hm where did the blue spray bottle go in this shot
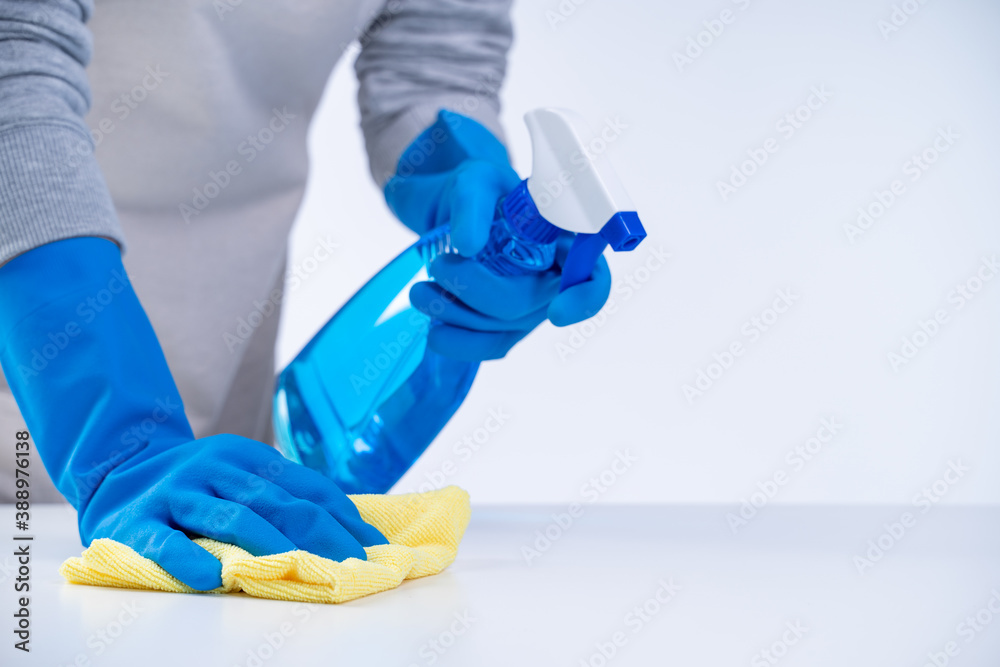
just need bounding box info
[273,108,646,493]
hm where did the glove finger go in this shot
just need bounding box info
[549,255,612,327]
[173,493,297,557]
[447,160,521,257]
[224,477,369,561]
[253,457,388,548]
[429,254,561,321]
[427,323,531,361]
[192,437,384,551]
[384,171,454,235]
[410,282,549,332]
[128,523,224,591]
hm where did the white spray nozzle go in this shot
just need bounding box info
[524,108,635,235]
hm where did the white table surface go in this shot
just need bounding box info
[1,503,998,666]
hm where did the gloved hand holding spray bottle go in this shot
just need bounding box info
[274,108,646,493]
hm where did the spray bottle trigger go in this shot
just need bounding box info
[558,211,647,292]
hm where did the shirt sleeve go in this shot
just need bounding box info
[353,0,514,187]
[0,0,124,265]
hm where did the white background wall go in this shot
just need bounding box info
[276,0,1000,505]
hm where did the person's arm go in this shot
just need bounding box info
[0,238,388,591]
[353,0,513,188]
[0,2,387,589]
[0,0,124,264]
[353,2,612,361]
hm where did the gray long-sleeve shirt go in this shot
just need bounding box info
[0,0,512,501]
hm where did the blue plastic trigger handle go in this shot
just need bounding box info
[559,211,647,292]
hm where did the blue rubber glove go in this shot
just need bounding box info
[0,238,387,591]
[384,110,612,361]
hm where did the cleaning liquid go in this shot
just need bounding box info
[274,108,646,493]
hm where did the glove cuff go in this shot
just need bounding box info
[390,110,511,180]
[0,237,194,510]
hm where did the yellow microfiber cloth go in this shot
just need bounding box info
[59,486,470,603]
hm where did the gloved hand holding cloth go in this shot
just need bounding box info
[0,238,390,592]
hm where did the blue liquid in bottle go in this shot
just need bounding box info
[274,182,558,493]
